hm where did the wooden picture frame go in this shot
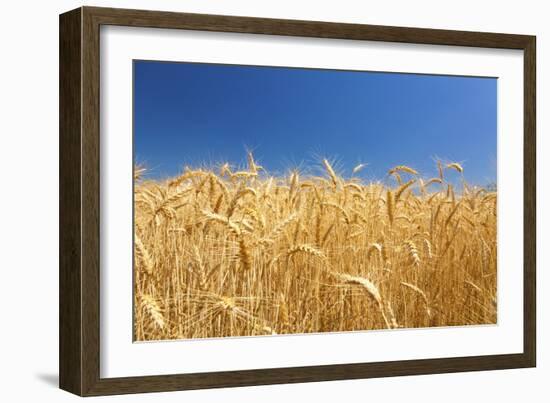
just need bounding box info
[59,6,536,396]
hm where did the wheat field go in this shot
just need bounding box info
[133,153,497,341]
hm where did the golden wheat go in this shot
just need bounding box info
[134,154,497,341]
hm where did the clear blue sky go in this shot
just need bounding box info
[134,60,497,185]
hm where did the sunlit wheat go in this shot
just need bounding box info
[134,154,497,341]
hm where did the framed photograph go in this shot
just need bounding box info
[59,6,536,396]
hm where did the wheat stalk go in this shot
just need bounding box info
[322,159,339,188]
[400,282,431,318]
[134,231,154,275]
[140,294,165,330]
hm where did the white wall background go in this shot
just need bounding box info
[0,0,546,401]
